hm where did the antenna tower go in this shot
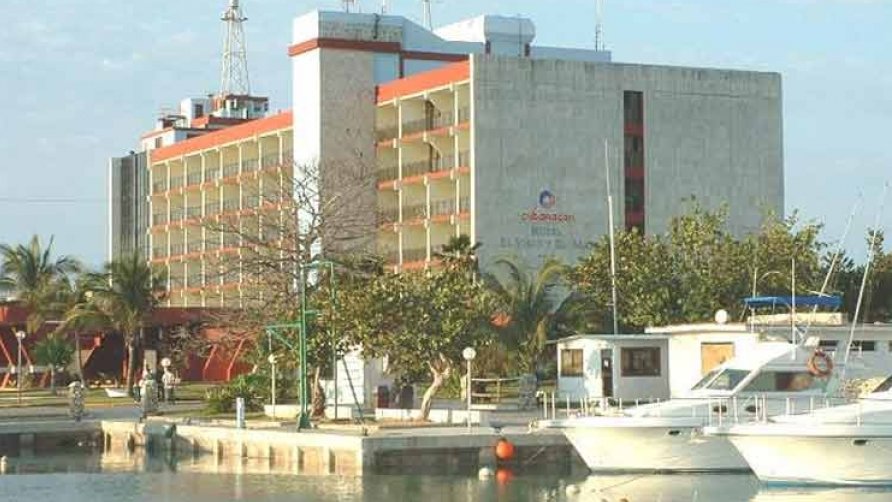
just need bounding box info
[595,0,605,51]
[343,0,357,12]
[422,0,433,30]
[220,0,251,96]
[381,0,388,14]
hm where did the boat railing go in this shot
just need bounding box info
[540,393,855,424]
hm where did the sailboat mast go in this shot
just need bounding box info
[842,183,889,380]
[604,139,620,335]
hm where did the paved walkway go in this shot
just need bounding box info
[0,401,203,421]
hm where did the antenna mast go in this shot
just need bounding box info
[595,0,605,51]
[220,0,251,96]
[423,0,433,30]
[343,0,356,12]
[381,0,388,14]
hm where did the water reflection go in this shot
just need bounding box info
[753,486,892,502]
[572,474,761,501]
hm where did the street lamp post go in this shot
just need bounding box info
[15,331,26,405]
[268,354,277,419]
[462,347,476,433]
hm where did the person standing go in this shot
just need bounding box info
[162,367,176,404]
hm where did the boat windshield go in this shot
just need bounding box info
[696,368,750,391]
[741,370,829,393]
[691,368,723,390]
[872,375,892,394]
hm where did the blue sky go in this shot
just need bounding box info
[1,0,889,266]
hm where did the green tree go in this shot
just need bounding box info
[0,235,80,334]
[484,258,570,374]
[32,334,74,395]
[341,263,496,419]
[64,254,166,396]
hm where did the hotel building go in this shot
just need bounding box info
[110,9,783,307]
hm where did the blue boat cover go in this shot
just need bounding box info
[743,296,842,309]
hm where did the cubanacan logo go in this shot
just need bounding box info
[521,189,575,224]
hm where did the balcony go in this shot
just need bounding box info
[431,112,454,130]
[152,247,167,259]
[403,247,427,263]
[459,196,470,214]
[222,235,240,248]
[430,199,455,217]
[244,195,261,209]
[186,241,203,254]
[282,150,293,165]
[204,168,221,183]
[403,203,427,221]
[376,126,398,143]
[222,162,240,178]
[243,158,259,173]
[170,209,185,222]
[152,213,168,226]
[222,199,240,212]
[377,208,399,226]
[186,274,204,288]
[403,118,428,136]
[261,153,280,170]
[402,160,430,179]
[377,165,399,183]
[187,172,202,186]
[382,249,400,265]
[432,154,455,173]
[185,206,202,220]
[457,106,470,124]
[169,176,184,190]
[152,181,167,194]
[170,243,186,256]
[205,202,220,215]
[457,150,470,168]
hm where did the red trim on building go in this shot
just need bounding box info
[151,111,293,163]
[288,38,401,57]
[401,50,468,62]
[376,61,471,103]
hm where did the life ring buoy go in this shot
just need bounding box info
[807,349,833,377]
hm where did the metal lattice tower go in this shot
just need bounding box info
[595,0,606,51]
[422,0,433,30]
[220,0,251,96]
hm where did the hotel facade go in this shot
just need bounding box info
[110,9,784,307]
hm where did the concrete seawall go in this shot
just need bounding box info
[1,420,584,476]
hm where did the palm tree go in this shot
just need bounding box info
[434,235,481,273]
[65,254,166,396]
[0,236,80,334]
[485,258,570,374]
[32,334,74,395]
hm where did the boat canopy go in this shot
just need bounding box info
[743,295,842,309]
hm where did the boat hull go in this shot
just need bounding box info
[554,417,750,472]
[724,424,892,486]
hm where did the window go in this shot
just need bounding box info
[623,91,644,124]
[621,347,661,377]
[702,369,750,391]
[818,340,839,351]
[560,349,584,377]
[850,340,876,352]
[743,371,829,393]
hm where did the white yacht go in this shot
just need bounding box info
[709,376,892,485]
[540,342,852,472]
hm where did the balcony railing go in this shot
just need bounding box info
[170,209,185,222]
[169,176,184,190]
[242,158,259,173]
[152,247,167,259]
[152,213,168,226]
[382,249,400,265]
[169,277,184,289]
[261,153,280,169]
[376,126,398,143]
[205,202,220,215]
[403,118,428,136]
[222,199,240,212]
[403,204,427,221]
[430,199,455,217]
[459,196,470,213]
[222,162,240,178]
[432,154,455,173]
[187,172,202,186]
[204,168,221,183]
[431,112,454,129]
[403,248,427,263]
[187,274,203,288]
[402,160,430,178]
[244,195,261,209]
[152,181,167,194]
[377,166,399,183]
[457,150,470,168]
[457,106,471,124]
[223,235,240,248]
[377,208,399,225]
[186,241,203,254]
[170,244,186,256]
[282,150,293,165]
[185,206,202,220]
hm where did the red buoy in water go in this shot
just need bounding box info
[495,438,515,461]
